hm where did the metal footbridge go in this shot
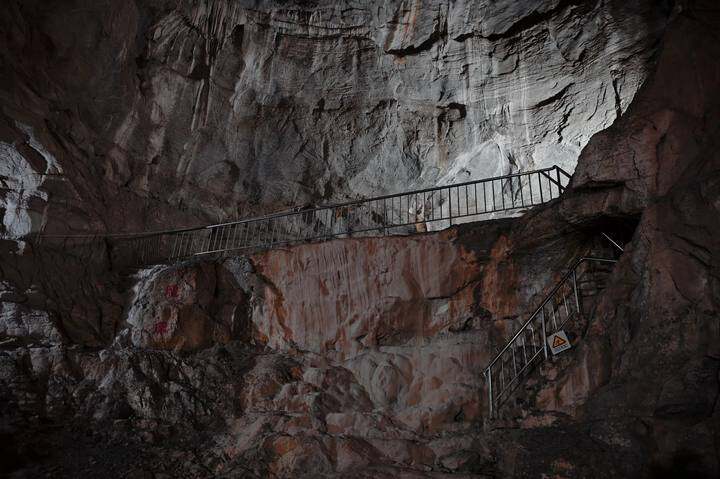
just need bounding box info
[33,166,572,266]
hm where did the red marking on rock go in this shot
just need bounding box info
[153,321,169,335]
[165,284,179,298]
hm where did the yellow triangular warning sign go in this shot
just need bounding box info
[552,335,567,348]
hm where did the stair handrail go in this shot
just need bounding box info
[483,255,617,417]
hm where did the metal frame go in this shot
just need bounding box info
[483,256,617,418]
[109,166,572,265]
[27,166,572,266]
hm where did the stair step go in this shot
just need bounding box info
[485,254,621,418]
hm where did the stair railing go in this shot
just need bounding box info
[483,256,617,417]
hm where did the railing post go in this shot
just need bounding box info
[538,171,544,204]
[486,368,494,418]
[540,308,548,359]
[383,199,388,236]
[572,269,581,317]
[556,166,563,194]
[448,187,453,225]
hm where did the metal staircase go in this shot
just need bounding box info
[483,238,623,417]
[30,166,571,267]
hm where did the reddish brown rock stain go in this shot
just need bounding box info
[164,283,179,298]
[251,232,484,357]
[153,321,169,335]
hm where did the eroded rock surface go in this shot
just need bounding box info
[0,216,602,477]
[1,1,720,478]
[0,0,669,238]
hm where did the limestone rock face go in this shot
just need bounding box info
[250,229,483,357]
[124,261,249,351]
[511,3,720,475]
[0,0,669,238]
[2,1,720,478]
[0,217,598,477]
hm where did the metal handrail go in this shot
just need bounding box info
[29,165,572,266]
[483,255,617,417]
[484,256,614,371]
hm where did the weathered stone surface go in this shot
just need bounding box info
[486,3,720,477]
[0,214,599,476]
[0,302,63,346]
[1,1,720,478]
[124,261,250,351]
[0,0,669,238]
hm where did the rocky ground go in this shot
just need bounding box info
[1,1,720,478]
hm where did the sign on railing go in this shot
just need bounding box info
[483,256,617,417]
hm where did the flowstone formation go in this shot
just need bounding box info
[2,1,719,478]
[1,0,668,238]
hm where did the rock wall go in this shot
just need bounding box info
[2,1,719,478]
[1,208,603,477]
[503,2,720,475]
[0,0,669,238]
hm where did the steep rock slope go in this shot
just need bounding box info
[0,0,668,238]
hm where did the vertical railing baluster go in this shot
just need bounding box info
[220,226,227,252]
[473,182,478,214]
[528,172,535,205]
[215,227,223,252]
[509,176,515,208]
[556,166,563,195]
[180,232,187,257]
[548,171,554,199]
[530,325,537,354]
[541,307,549,359]
[382,199,388,235]
[271,218,278,245]
[456,186,461,217]
[573,270,581,317]
[201,228,211,254]
[243,222,252,249]
[501,178,506,210]
[464,185,469,217]
[170,233,180,260]
[482,181,487,212]
[214,227,223,254]
[487,369,494,417]
[491,180,496,211]
[231,223,240,250]
[218,226,227,253]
